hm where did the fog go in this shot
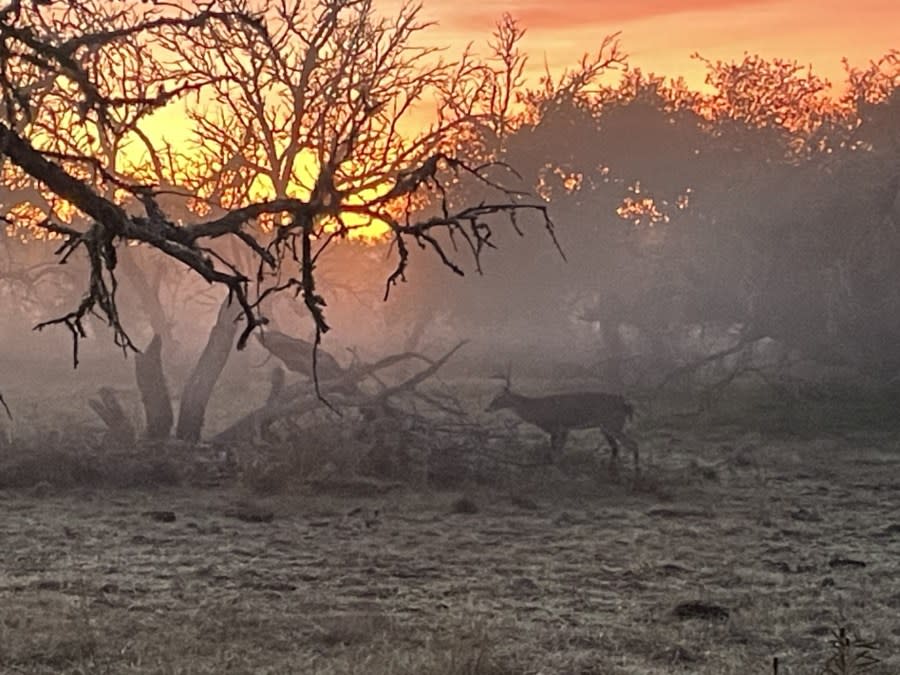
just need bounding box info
[3,74,900,438]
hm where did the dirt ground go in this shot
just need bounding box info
[0,429,898,674]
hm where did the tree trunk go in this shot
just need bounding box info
[134,334,174,440]
[119,247,173,348]
[175,297,240,443]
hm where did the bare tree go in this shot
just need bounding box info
[0,0,557,373]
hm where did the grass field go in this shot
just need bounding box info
[0,422,897,674]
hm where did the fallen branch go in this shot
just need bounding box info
[368,340,468,404]
[211,340,467,445]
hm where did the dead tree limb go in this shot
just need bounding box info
[256,330,345,382]
[368,341,468,404]
[211,341,467,445]
[134,334,174,440]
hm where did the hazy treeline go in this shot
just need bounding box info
[396,48,900,388]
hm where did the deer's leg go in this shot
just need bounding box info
[627,436,640,476]
[613,433,640,478]
[603,431,620,469]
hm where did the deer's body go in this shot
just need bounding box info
[486,388,638,470]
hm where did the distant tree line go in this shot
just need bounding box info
[401,23,900,388]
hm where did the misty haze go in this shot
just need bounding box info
[0,1,898,673]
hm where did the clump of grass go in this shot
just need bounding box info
[240,423,375,494]
[0,444,182,490]
[0,448,103,489]
[311,612,393,648]
[319,620,516,675]
[819,627,880,675]
[773,626,884,675]
[0,581,102,673]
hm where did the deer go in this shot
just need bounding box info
[485,371,639,473]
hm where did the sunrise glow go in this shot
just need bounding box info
[410,0,898,91]
[97,0,894,242]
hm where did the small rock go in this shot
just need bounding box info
[228,506,275,523]
[673,601,729,622]
[144,510,176,523]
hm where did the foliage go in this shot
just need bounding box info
[410,45,900,386]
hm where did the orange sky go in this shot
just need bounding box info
[399,0,898,90]
[148,0,897,143]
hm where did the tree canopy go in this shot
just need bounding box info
[0,0,557,363]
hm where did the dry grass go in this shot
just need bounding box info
[1,366,898,673]
[0,443,183,491]
[0,426,897,674]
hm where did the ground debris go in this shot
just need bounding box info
[143,510,176,523]
[828,556,867,569]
